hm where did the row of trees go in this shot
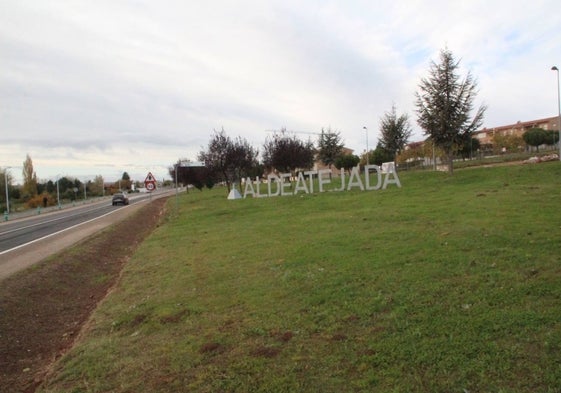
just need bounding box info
[398,126,559,167]
[1,154,139,212]
[170,129,357,193]
[174,47,488,190]
[488,128,558,155]
[171,129,318,193]
[522,128,559,152]
[171,112,412,194]
[7,48,553,208]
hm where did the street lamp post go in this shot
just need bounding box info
[175,161,182,212]
[4,167,11,215]
[552,66,561,161]
[175,161,205,213]
[363,126,369,165]
[55,175,62,209]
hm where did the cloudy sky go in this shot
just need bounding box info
[1,0,560,183]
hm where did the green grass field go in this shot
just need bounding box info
[41,163,561,393]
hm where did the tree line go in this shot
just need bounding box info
[170,120,413,194]
[172,47,490,190]
[1,154,138,212]
[5,48,556,210]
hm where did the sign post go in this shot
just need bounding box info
[144,172,157,193]
[175,161,205,213]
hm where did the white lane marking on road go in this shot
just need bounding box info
[0,201,146,255]
[0,193,159,236]
[0,205,111,236]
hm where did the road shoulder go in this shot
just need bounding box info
[0,197,169,393]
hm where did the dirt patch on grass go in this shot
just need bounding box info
[251,346,281,358]
[0,197,168,393]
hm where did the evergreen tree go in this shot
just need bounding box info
[317,128,344,171]
[415,48,486,174]
[371,143,394,166]
[379,104,412,160]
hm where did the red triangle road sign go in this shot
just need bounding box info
[144,172,157,191]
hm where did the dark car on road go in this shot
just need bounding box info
[111,192,129,206]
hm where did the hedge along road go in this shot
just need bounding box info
[0,189,174,281]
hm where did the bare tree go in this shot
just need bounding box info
[198,129,259,192]
[198,129,233,191]
[228,136,259,184]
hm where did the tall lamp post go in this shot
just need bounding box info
[55,175,62,209]
[4,167,11,215]
[363,126,369,165]
[175,160,184,212]
[552,66,561,161]
[81,177,88,201]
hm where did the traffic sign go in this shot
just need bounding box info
[144,172,157,192]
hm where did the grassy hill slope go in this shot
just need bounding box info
[41,163,561,393]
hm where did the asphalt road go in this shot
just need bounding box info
[0,190,174,281]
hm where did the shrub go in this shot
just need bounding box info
[26,193,56,208]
